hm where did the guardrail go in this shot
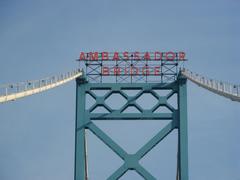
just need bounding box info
[181,68,240,102]
[0,69,82,103]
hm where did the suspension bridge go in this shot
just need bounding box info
[0,52,239,180]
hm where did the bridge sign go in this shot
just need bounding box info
[77,51,187,83]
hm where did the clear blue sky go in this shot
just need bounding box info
[0,0,240,179]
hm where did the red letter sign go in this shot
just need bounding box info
[79,52,86,60]
[144,52,151,60]
[89,52,98,60]
[154,66,160,76]
[134,52,140,60]
[178,52,185,60]
[102,66,109,75]
[123,52,129,60]
[101,52,109,60]
[142,66,150,76]
[114,66,121,75]
[113,52,120,60]
[166,51,176,61]
[154,52,162,60]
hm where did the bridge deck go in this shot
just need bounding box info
[0,69,82,103]
[181,69,240,102]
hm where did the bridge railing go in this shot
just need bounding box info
[181,68,240,101]
[0,69,82,103]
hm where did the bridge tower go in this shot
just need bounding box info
[74,52,188,180]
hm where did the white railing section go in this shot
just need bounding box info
[0,69,82,103]
[181,68,240,102]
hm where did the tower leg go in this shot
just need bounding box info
[75,79,88,180]
[178,78,189,180]
[75,129,87,180]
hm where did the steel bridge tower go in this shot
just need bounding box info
[75,51,188,180]
[74,76,188,180]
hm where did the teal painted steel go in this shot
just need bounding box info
[75,76,88,180]
[178,76,189,180]
[75,75,188,180]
